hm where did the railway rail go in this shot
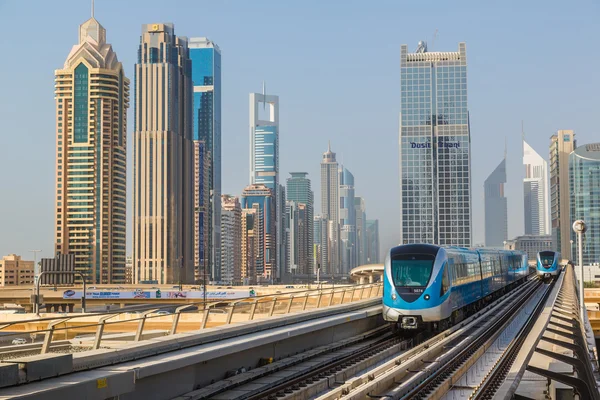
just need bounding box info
[313,276,541,400]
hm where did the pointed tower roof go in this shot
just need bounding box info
[79,17,106,46]
[323,140,336,161]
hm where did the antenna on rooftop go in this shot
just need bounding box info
[91,0,95,18]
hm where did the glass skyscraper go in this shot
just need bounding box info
[399,42,471,246]
[339,166,357,274]
[569,143,600,265]
[484,158,507,247]
[286,173,314,273]
[190,38,221,282]
[366,220,380,264]
[523,140,549,236]
[250,90,280,280]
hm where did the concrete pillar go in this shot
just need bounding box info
[120,303,127,309]
[54,304,60,312]
[369,275,374,284]
[68,304,74,313]
[61,304,67,312]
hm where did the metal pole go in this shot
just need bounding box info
[203,261,207,311]
[30,250,41,286]
[35,272,42,316]
[578,231,585,317]
[573,220,587,319]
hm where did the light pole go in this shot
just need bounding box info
[573,220,587,318]
[29,250,41,285]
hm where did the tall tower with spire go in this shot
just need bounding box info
[54,6,130,283]
[320,142,339,274]
[249,87,281,281]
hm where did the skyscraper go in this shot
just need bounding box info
[194,140,210,283]
[250,88,280,280]
[339,166,357,274]
[313,215,328,274]
[220,195,241,285]
[189,37,222,283]
[321,142,339,273]
[550,130,576,259]
[484,158,507,247]
[354,197,368,266]
[241,184,275,282]
[286,172,314,273]
[285,201,311,276]
[54,10,129,283]
[399,42,471,246]
[366,220,380,264]
[241,207,259,285]
[133,23,194,284]
[523,140,549,235]
[569,143,600,265]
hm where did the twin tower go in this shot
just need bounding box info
[54,17,221,285]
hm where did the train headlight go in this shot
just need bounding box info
[424,294,430,300]
[391,293,397,300]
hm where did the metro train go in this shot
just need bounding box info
[536,250,561,279]
[383,244,530,332]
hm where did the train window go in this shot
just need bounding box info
[539,251,555,266]
[440,264,450,296]
[391,253,435,287]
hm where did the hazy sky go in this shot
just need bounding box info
[0,0,598,261]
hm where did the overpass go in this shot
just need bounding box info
[350,263,384,284]
[0,267,598,399]
[0,283,337,313]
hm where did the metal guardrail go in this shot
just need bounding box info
[0,283,382,355]
[499,265,600,399]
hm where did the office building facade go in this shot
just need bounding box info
[504,235,553,262]
[285,201,311,276]
[355,197,367,266]
[190,38,221,282]
[550,130,576,259]
[193,140,210,282]
[241,207,259,285]
[569,143,600,265]
[221,195,241,285]
[241,184,275,281]
[484,158,507,247]
[133,23,194,284]
[250,89,280,280]
[339,166,357,274]
[54,13,129,284]
[313,215,328,273]
[399,42,471,246]
[321,143,339,273]
[366,219,380,264]
[286,172,314,273]
[523,140,549,236]
[0,255,34,287]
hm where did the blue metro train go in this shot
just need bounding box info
[383,244,530,332]
[536,250,561,279]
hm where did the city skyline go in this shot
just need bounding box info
[1,1,598,261]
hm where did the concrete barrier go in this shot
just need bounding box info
[0,298,383,399]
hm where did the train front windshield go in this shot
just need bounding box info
[539,251,555,267]
[391,254,435,287]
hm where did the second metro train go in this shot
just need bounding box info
[383,244,530,332]
[536,250,561,279]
